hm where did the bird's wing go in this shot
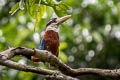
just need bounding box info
[32,37,45,62]
[40,37,45,50]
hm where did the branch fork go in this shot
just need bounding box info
[0,47,120,79]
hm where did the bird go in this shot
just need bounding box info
[31,15,71,62]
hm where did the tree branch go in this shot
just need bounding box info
[0,47,120,78]
[0,59,55,75]
[0,47,78,80]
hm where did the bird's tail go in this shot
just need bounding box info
[31,56,45,62]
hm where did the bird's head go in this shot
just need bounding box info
[46,15,71,32]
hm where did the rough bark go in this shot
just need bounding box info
[0,47,120,79]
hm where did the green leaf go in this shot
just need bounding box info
[59,42,67,50]
[56,3,71,11]
[28,4,46,22]
[46,0,55,6]
[53,3,71,17]
[28,0,35,6]
[59,52,68,63]
[19,72,35,80]
[59,42,68,62]
[9,2,19,14]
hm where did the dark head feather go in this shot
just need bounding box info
[46,18,57,27]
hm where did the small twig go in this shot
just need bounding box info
[34,0,41,32]
[11,8,19,15]
[19,0,24,10]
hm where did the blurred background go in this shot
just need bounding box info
[0,0,120,80]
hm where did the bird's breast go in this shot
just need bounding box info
[43,30,59,56]
[44,30,59,40]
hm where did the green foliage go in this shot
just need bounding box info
[9,2,19,14]
[53,3,71,17]
[28,0,35,6]
[59,42,68,62]
[19,72,35,80]
[46,0,55,6]
[59,52,68,63]
[1,0,120,80]
[28,4,46,22]
[9,0,71,23]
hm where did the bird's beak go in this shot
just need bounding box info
[56,15,71,25]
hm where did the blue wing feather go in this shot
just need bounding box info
[40,37,45,50]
